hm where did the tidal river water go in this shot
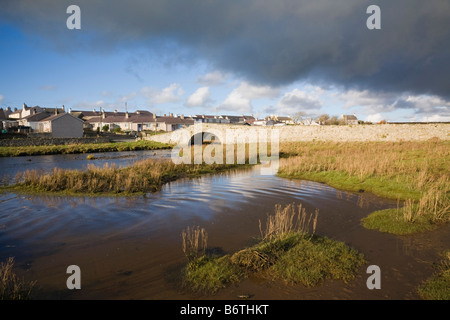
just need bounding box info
[0,151,448,299]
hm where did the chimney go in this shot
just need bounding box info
[114,109,118,113]
[163,114,167,117]
[180,114,184,119]
[125,112,129,119]
[93,108,96,113]
[102,110,106,119]
[69,108,72,114]
[170,113,173,117]
[62,105,65,112]
[153,113,156,119]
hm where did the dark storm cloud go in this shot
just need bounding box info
[1,0,450,98]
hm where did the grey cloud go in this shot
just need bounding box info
[1,0,450,99]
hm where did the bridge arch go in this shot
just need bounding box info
[189,131,222,146]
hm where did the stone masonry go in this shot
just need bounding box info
[145,123,449,145]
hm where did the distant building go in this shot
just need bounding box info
[266,115,294,125]
[192,114,255,125]
[341,114,358,125]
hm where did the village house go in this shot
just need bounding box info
[84,111,195,133]
[36,113,84,138]
[84,110,149,132]
[192,114,255,125]
[8,103,65,120]
[1,104,83,136]
[266,115,294,125]
[341,114,359,125]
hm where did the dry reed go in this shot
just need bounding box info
[0,257,36,300]
[259,203,319,241]
[181,226,208,262]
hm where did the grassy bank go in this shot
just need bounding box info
[3,158,252,197]
[1,143,264,196]
[0,140,172,157]
[277,141,450,235]
[181,203,365,294]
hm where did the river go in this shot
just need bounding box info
[0,151,448,299]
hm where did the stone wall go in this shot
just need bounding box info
[0,136,110,147]
[145,123,450,144]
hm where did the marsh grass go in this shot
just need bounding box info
[5,156,253,196]
[3,143,259,196]
[182,203,364,294]
[0,257,36,300]
[278,141,450,234]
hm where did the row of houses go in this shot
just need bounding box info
[0,104,259,137]
[1,104,359,138]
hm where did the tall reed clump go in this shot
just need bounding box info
[181,226,208,262]
[259,203,318,241]
[0,257,36,300]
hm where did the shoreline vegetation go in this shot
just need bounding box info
[181,203,365,294]
[0,140,172,157]
[278,140,449,235]
[1,144,258,197]
[3,159,254,197]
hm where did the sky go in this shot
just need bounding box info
[0,0,449,122]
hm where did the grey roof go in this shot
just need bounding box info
[23,112,54,122]
[39,113,84,122]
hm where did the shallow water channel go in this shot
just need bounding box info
[0,151,448,299]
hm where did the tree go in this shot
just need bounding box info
[102,124,109,132]
[291,111,304,124]
[317,114,330,125]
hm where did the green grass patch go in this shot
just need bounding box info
[361,208,439,235]
[268,235,365,287]
[277,170,422,201]
[182,233,365,294]
[182,255,244,294]
[418,250,450,300]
